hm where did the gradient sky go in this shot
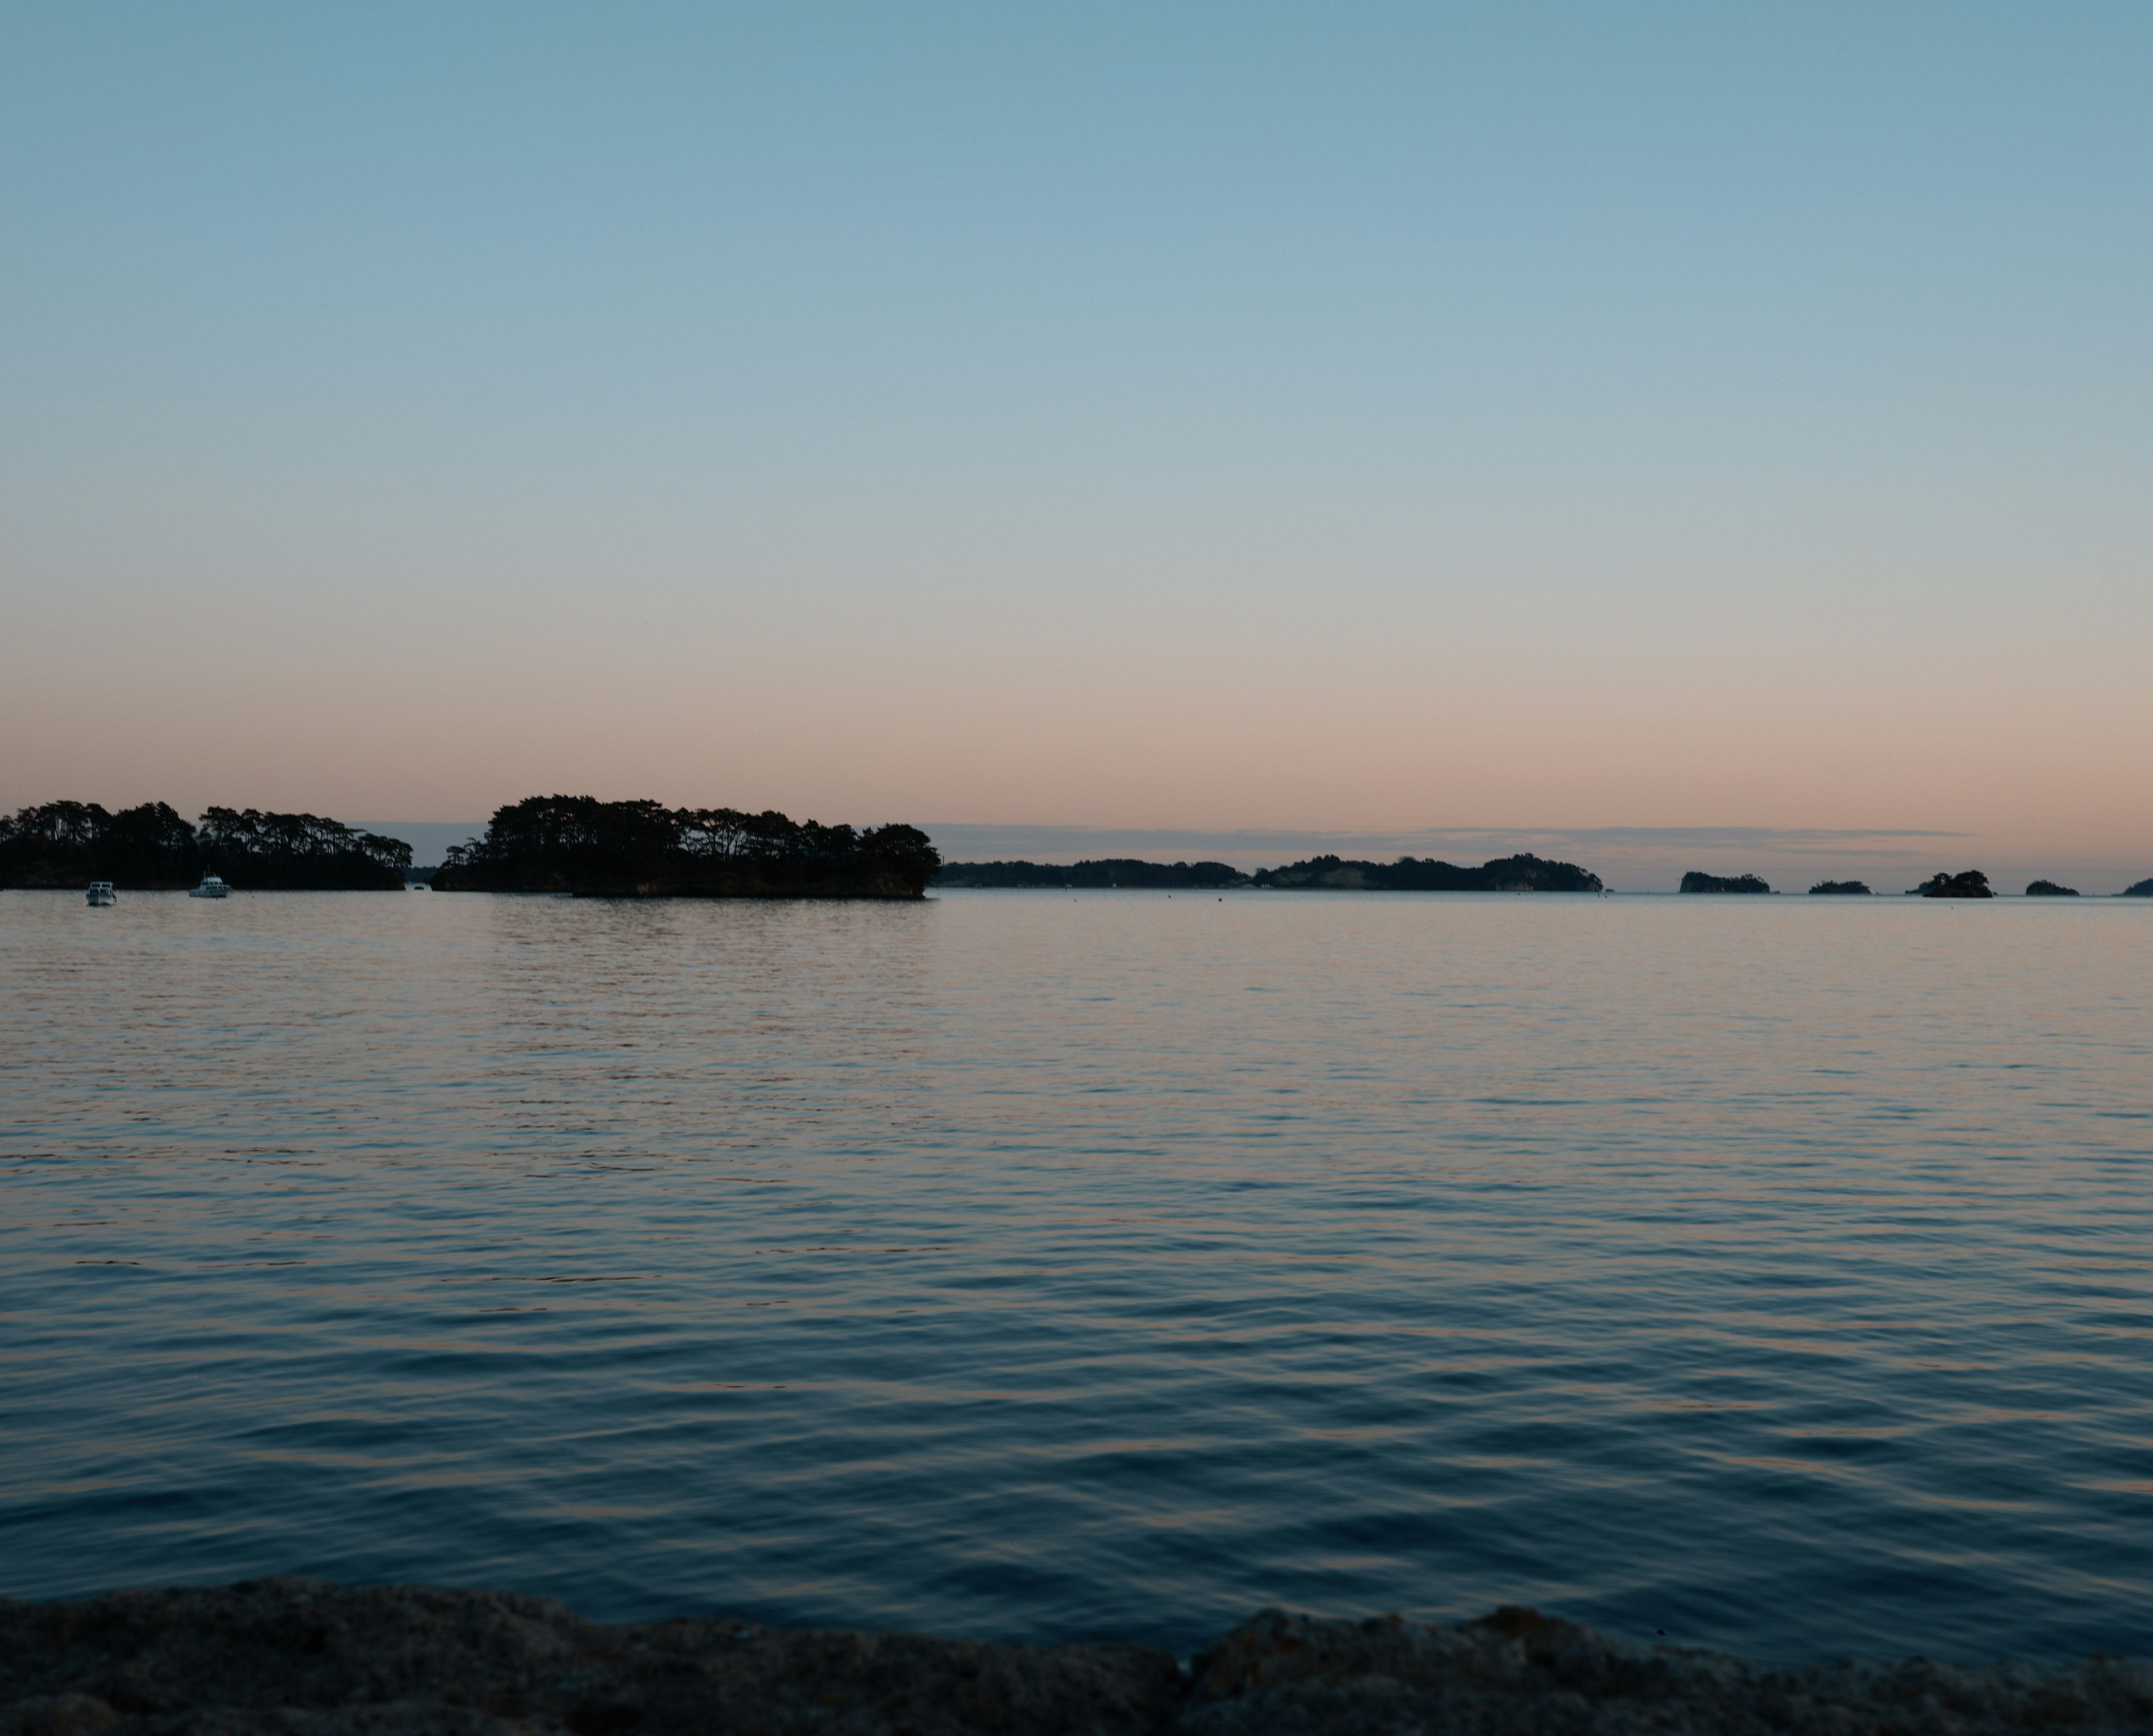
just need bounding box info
[5,4,2150,886]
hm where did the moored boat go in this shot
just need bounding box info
[86,882,117,906]
[189,874,230,899]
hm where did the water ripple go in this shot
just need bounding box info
[2,889,2149,1660]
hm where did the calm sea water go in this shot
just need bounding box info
[3,888,2149,1660]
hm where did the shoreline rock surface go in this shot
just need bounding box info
[3,1580,2147,1735]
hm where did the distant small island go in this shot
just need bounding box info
[935,858,1245,889]
[1914,870,1994,899]
[932,851,1605,892]
[1680,871,1771,894]
[2025,879,2080,897]
[432,797,939,898]
[1808,880,1872,895]
[1251,853,1603,891]
[2127,877,2153,897]
[0,801,409,890]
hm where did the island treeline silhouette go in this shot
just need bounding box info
[1914,869,1994,899]
[935,858,1249,889]
[0,802,410,889]
[946,858,2153,896]
[1680,871,1773,894]
[935,853,1605,891]
[430,797,940,898]
[1683,868,2134,897]
[1253,853,1603,891]
[11,797,2151,899]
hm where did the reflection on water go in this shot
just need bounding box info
[2,889,2149,1659]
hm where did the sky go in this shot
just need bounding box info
[5,3,2150,889]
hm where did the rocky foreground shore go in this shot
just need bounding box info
[3,1581,2147,1736]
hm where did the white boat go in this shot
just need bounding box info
[86,882,117,906]
[190,874,230,899]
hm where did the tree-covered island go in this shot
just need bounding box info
[20,799,2141,901]
[1680,871,1772,894]
[0,802,409,889]
[1249,853,1602,891]
[431,797,939,897]
[1913,870,1994,898]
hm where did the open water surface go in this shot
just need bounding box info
[2,888,2149,1659]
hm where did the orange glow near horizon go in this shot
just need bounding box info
[4,9,2149,888]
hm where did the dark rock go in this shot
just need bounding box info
[1807,881,1870,895]
[1913,871,1994,899]
[4,1583,2148,1736]
[2120,877,2153,897]
[1679,872,1770,894]
[2025,880,2080,897]
[0,1696,119,1734]
[1181,1605,2152,1735]
[0,1580,1179,1736]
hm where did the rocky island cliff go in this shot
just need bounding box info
[2,1579,2145,1736]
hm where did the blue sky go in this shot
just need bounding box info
[6,3,2150,885]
